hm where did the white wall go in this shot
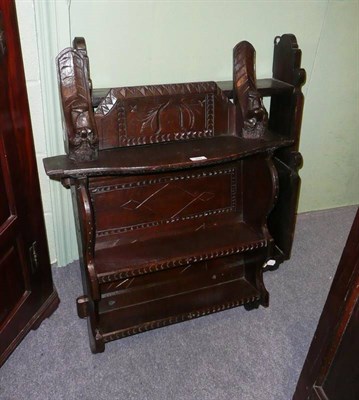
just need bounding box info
[15,0,359,266]
[70,0,326,87]
[299,1,359,210]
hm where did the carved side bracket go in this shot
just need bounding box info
[233,41,268,139]
[273,34,306,88]
[56,37,98,161]
[72,177,99,300]
[270,34,306,149]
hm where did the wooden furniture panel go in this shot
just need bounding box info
[90,164,237,239]
[94,82,232,149]
[0,0,59,367]
[267,34,305,261]
[44,34,304,353]
[293,209,359,400]
[0,242,28,325]
[98,256,265,342]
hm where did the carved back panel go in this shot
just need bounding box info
[94,82,234,149]
[89,163,239,250]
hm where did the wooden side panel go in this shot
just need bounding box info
[322,297,359,399]
[268,155,302,260]
[293,209,359,400]
[0,242,28,324]
[0,152,12,226]
[267,34,305,260]
[269,33,305,152]
[242,153,279,235]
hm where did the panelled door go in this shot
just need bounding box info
[0,0,59,367]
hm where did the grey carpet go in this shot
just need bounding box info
[0,206,357,400]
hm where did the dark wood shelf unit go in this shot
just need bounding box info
[44,34,305,353]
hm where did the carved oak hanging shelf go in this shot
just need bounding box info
[44,34,305,353]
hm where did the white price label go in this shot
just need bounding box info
[190,156,207,161]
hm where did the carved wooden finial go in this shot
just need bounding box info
[56,39,98,161]
[233,41,268,139]
[73,37,93,92]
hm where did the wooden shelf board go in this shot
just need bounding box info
[95,219,268,281]
[44,134,293,180]
[92,78,294,107]
[99,277,262,339]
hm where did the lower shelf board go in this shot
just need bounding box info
[95,220,268,282]
[97,276,265,342]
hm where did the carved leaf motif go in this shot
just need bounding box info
[179,100,196,130]
[140,99,198,135]
[140,102,168,134]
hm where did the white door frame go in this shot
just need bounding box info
[34,0,78,266]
